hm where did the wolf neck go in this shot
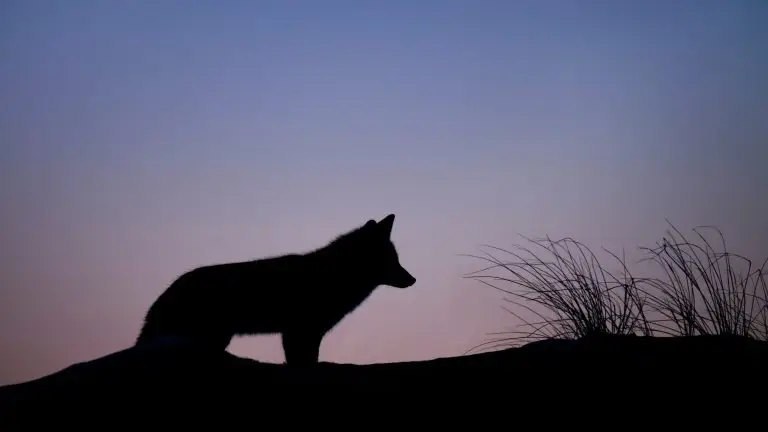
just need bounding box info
[304,235,379,292]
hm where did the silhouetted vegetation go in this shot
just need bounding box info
[640,224,768,340]
[463,221,768,352]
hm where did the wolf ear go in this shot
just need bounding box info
[377,214,395,238]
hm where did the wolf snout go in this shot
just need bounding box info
[391,267,416,288]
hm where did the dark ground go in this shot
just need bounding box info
[1,334,765,426]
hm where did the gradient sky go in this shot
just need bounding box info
[1,0,767,385]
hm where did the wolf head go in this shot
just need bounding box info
[331,214,416,289]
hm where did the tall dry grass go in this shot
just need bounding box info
[463,222,768,353]
[639,224,767,340]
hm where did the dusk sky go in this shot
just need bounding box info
[1,0,767,385]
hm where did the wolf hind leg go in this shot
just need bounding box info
[282,330,324,366]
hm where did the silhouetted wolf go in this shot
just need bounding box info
[136,214,416,365]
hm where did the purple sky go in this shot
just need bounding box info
[1,0,767,385]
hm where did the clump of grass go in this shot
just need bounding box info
[463,222,768,354]
[639,222,768,340]
[461,235,652,354]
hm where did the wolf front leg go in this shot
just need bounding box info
[281,330,324,366]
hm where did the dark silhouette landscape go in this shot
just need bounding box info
[2,221,767,424]
[3,1,767,426]
[2,333,766,422]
